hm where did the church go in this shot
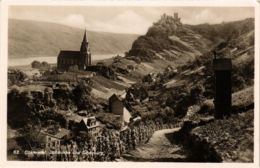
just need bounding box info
[57,29,91,71]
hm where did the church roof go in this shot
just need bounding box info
[58,50,81,60]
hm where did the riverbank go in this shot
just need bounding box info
[8,54,121,67]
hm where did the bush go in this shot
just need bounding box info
[198,100,214,115]
[190,84,205,104]
[127,65,134,70]
[37,109,67,128]
[72,80,94,111]
[53,84,74,110]
[232,74,246,92]
[31,60,50,70]
[8,87,33,128]
[31,60,41,68]
[8,69,28,86]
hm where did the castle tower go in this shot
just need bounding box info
[174,12,178,20]
[213,52,232,119]
[174,12,181,22]
[80,29,91,69]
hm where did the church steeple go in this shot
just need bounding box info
[57,28,91,71]
[82,29,88,44]
[80,29,91,69]
[80,29,88,52]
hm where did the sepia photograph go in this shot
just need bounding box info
[1,0,259,167]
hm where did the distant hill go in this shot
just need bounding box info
[8,19,139,58]
[126,13,254,64]
[187,18,254,45]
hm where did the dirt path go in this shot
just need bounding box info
[123,128,188,162]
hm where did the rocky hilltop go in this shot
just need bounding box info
[127,13,254,66]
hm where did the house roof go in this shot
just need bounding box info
[58,50,81,60]
[78,110,88,116]
[81,116,99,129]
[66,112,85,123]
[82,116,95,125]
[109,94,122,103]
[40,128,70,139]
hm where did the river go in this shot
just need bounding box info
[8,54,121,67]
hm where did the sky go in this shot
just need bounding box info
[9,6,254,35]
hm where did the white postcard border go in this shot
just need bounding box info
[0,0,259,168]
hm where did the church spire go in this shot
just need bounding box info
[80,28,91,69]
[82,28,88,43]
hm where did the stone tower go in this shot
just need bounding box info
[173,12,181,23]
[213,52,232,119]
[80,29,91,70]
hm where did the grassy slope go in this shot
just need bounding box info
[9,19,139,58]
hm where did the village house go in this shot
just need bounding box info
[109,94,124,115]
[38,128,72,150]
[78,116,101,136]
[108,94,132,129]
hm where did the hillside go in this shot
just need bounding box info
[8,19,139,58]
[127,14,254,65]
[126,14,213,63]
[7,13,255,162]
[122,15,254,162]
[188,18,254,45]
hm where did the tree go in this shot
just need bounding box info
[31,60,41,68]
[72,80,93,110]
[31,60,50,69]
[232,74,246,92]
[38,109,67,128]
[19,118,42,149]
[190,84,205,105]
[8,88,33,128]
[8,70,28,86]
